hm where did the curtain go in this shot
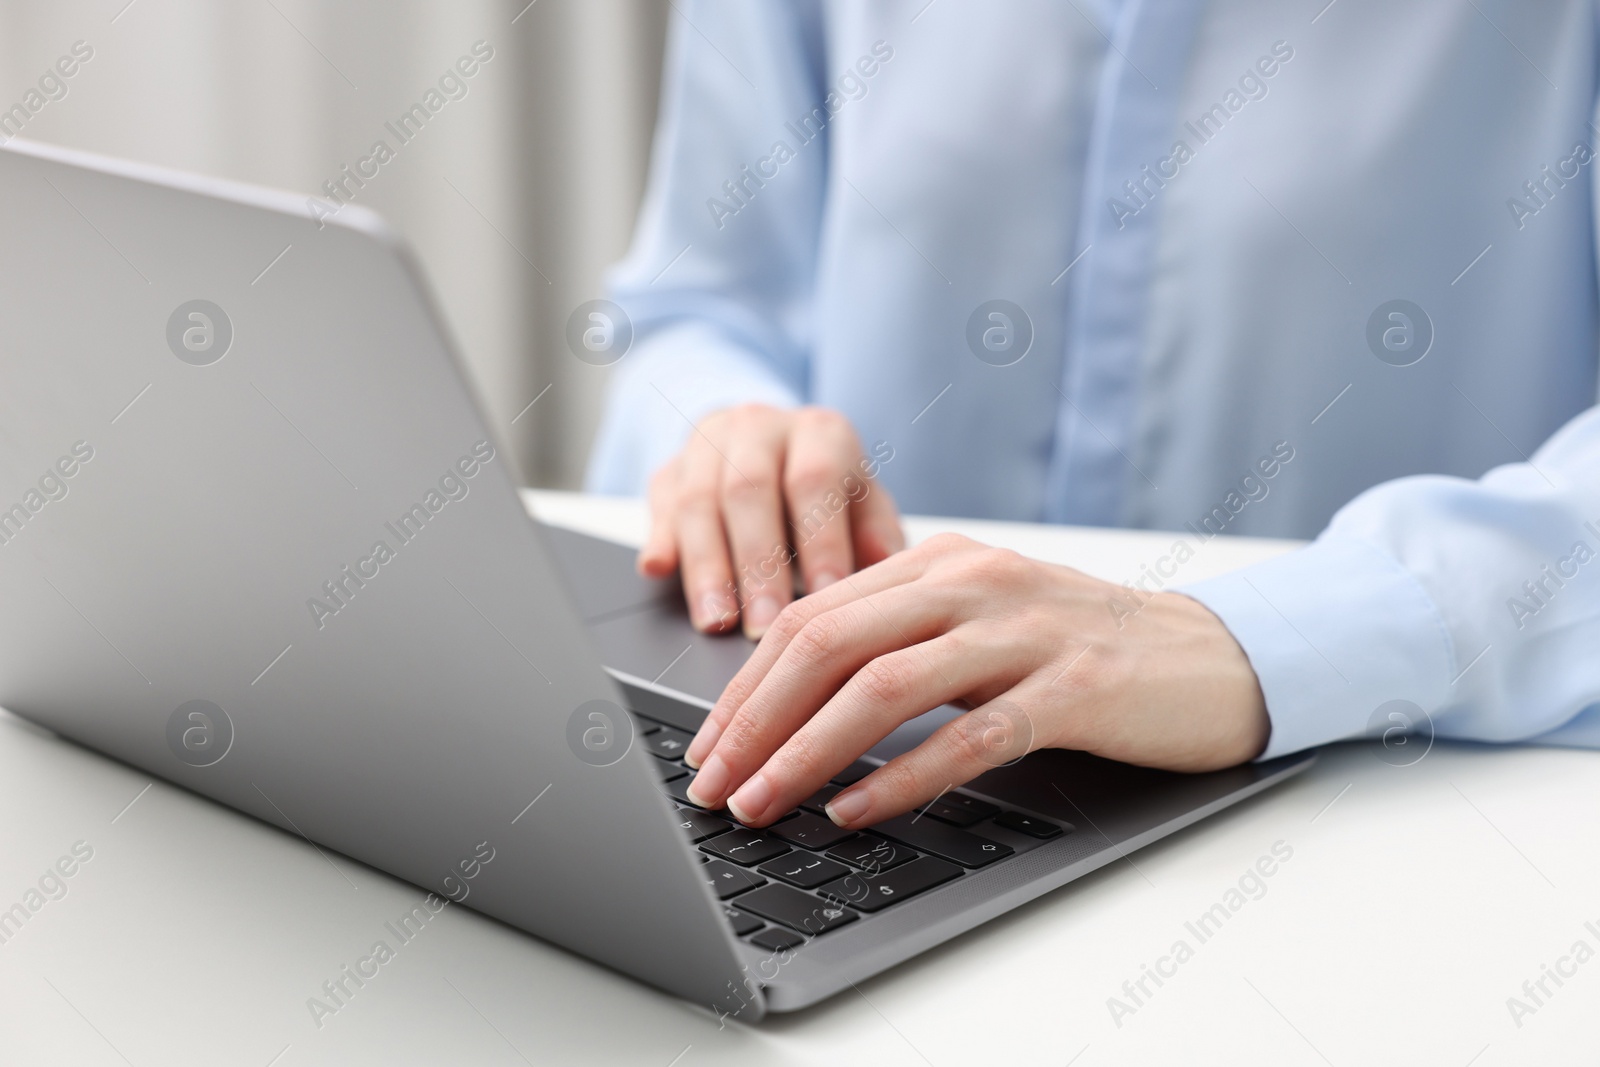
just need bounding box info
[0,0,667,487]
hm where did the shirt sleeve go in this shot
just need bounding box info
[584,0,830,494]
[1180,403,1600,760]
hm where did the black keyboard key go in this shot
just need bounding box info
[921,794,1000,827]
[674,806,731,842]
[749,928,804,952]
[663,774,717,809]
[645,726,695,760]
[831,759,878,786]
[701,859,766,900]
[817,855,963,913]
[722,905,764,936]
[700,828,790,866]
[769,812,857,851]
[826,834,915,873]
[992,810,1068,839]
[735,883,858,935]
[799,784,842,815]
[734,808,800,828]
[873,814,1013,868]
[758,853,852,889]
[655,760,688,782]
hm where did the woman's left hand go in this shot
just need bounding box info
[681,533,1270,829]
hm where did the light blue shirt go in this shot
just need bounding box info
[586,0,1600,760]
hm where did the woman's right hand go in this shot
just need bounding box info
[638,404,904,639]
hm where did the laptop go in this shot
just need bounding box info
[0,138,1316,1021]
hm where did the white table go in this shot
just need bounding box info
[1,491,1593,1065]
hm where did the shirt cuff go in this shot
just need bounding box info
[1178,536,1456,761]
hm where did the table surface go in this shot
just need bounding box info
[1,490,1594,1066]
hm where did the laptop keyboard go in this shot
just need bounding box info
[634,714,1073,950]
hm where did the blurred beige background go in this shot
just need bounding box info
[0,0,667,487]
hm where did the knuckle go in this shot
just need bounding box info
[945,706,1027,768]
[863,754,923,801]
[721,463,775,501]
[853,655,917,709]
[765,599,813,643]
[792,613,848,663]
[938,717,989,769]
[965,546,1030,584]
[783,458,837,497]
[773,729,828,782]
[918,531,975,557]
[931,625,969,662]
[676,481,720,514]
[724,402,778,429]
[717,712,767,765]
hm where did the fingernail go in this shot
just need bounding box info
[685,718,722,769]
[810,570,841,593]
[694,590,737,631]
[727,772,774,825]
[744,596,781,637]
[825,788,871,827]
[685,753,730,809]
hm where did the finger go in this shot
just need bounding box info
[637,461,680,578]
[683,549,931,768]
[849,472,905,568]
[674,435,739,632]
[730,629,1024,825]
[783,414,863,593]
[690,584,953,814]
[725,553,931,702]
[823,693,1040,828]
[720,425,793,639]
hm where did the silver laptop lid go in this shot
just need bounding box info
[0,138,760,1019]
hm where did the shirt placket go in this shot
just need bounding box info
[1044,0,1208,526]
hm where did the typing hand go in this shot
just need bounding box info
[682,533,1269,827]
[639,404,904,638]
